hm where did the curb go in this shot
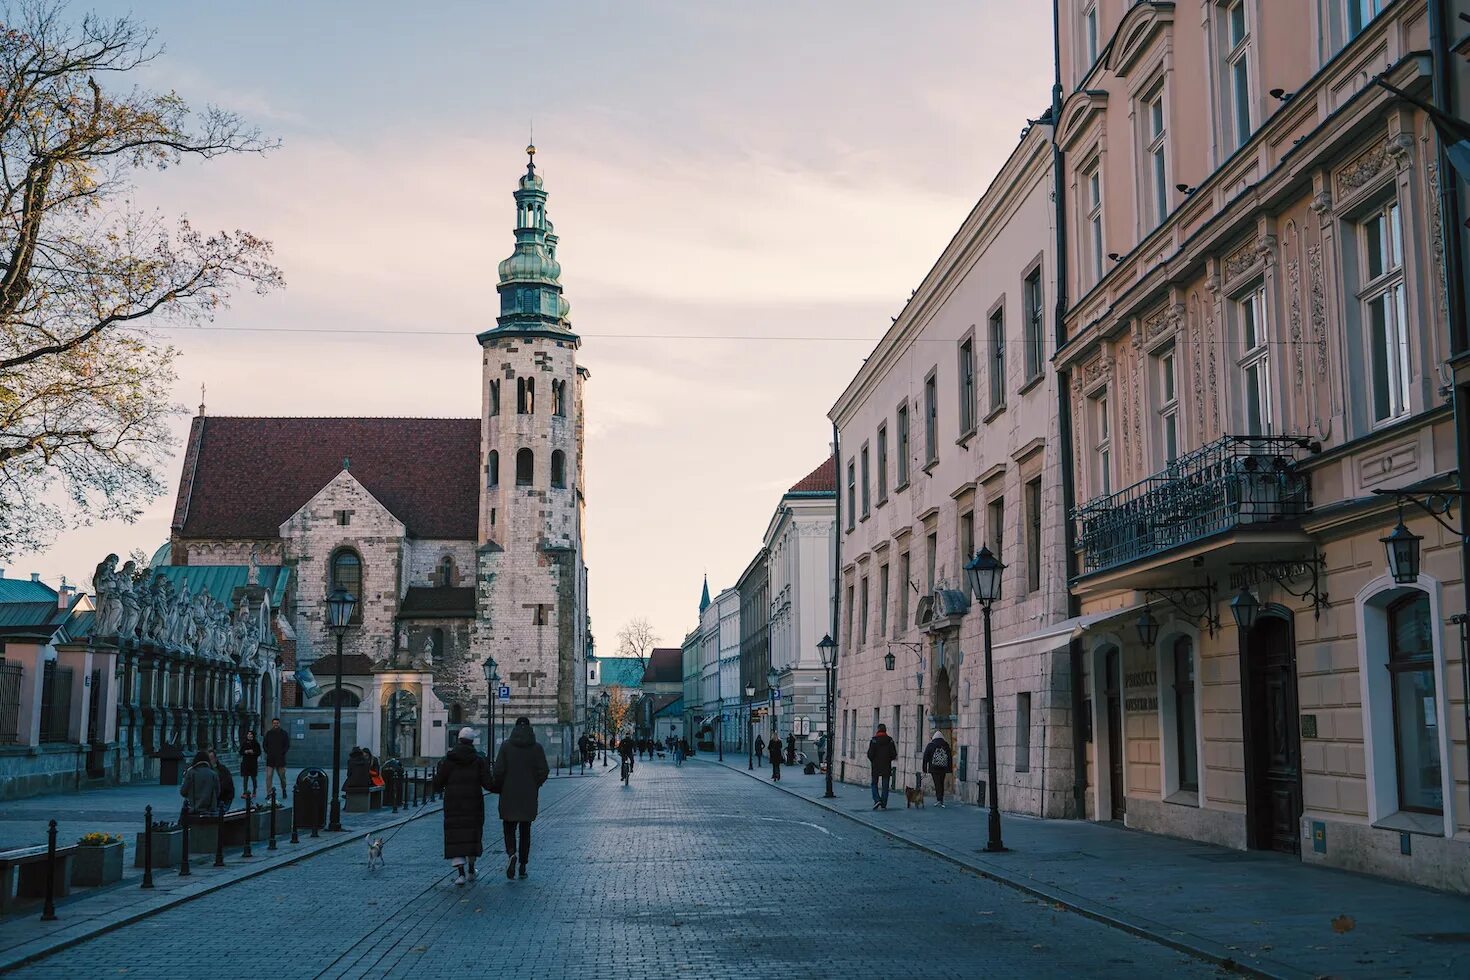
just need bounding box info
[701,759,1311,980]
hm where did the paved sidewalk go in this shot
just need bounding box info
[707,759,1470,979]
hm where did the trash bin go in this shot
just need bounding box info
[158,743,184,785]
[294,768,328,831]
[382,759,405,808]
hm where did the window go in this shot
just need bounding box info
[489,380,500,417]
[860,444,871,518]
[1025,477,1043,593]
[319,688,361,708]
[1083,1,1098,66]
[1361,200,1411,424]
[1015,692,1031,772]
[516,448,534,486]
[1387,594,1442,813]
[1084,162,1104,284]
[1236,286,1270,432]
[878,563,890,636]
[959,510,975,596]
[1223,0,1253,150]
[925,532,938,593]
[1093,392,1112,497]
[841,710,848,759]
[987,498,1005,559]
[551,450,566,489]
[438,557,454,587]
[897,552,911,633]
[1144,85,1168,228]
[1023,269,1045,382]
[924,370,939,464]
[517,376,535,414]
[1173,637,1199,792]
[533,603,549,626]
[896,403,911,486]
[846,460,856,530]
[329,549,363,624]
[858,576,869,646]
[988,308,1006,412]
[845,584,855,647]
[959,335,977,433]
[876,424,889,502]
[1156,346,1180,464]
[552,379,566,417]
[1346,0,1383,38]
[487,450,499,488]
[334,509,351,526]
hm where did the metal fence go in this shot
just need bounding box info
[38,661,73,743]
[1074,434,1315,576]
[0,662,21,743]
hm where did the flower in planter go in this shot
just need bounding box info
[150,820,179,832]
[78,832,123,847]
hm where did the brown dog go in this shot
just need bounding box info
[904,786,925,808]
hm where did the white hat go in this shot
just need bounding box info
[457,727,477,742]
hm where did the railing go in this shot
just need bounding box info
[38,662,73,743]
[0,662,21,743]
[1074,434,1316,576]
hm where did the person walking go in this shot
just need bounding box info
[494,717,549,880]
[673,738,684,766]
[767,730,782,781]
[922,730,953,808]
[617,733,637,778]
[207,748,235,815]
[867,723,898,810]
[180,749,219,823]
[755,734,764,762]
[239,729,261,798]
[432,727,495,887]
[262,717,290,800]
[785,734,796,766]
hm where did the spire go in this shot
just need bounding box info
[699,574,711,613]
[482,142,576,343]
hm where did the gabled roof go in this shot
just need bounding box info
[597,657,646,688]
[0,575,59,604]
[151,565,290,611]
[647,693,682,718]
[642,648,683,684]
[172,416,480,541]
[787,454,836,495]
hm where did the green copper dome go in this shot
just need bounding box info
[480,144,577,344]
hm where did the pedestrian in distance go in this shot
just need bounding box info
[673,737,684,766]
[432,727,496,887]
[239,728,261,798]
[494,717,549,880]
[922,730,953,808]
[263,717,290,800]
[617,733,636,780]
[180,749,219,822]
[767,730,783,781]
[867,723,898,810]
[755,734,764,761]
[785,734,796,766]
[207,748,235,815]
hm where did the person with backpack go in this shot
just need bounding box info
[867,723,898,810]
[922,730,953,808]
[493,717,549,880]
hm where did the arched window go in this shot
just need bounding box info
[551,450,566,489]
[517,377,535,414]
[1171,636,1198,792]
[487,450,499,488]
[437,557,454,587]
[432,627,445,659]
[448,703,464,725]
[319,688,361,708]
[329,549,363,624]
[552,380,566,417]
[489,380,500,417]
[516,448,534,486]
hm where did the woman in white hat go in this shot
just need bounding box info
[431,727,496,885]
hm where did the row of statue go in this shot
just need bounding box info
[90,555,266,669]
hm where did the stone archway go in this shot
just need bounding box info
[383,688,420,760]
[930,664,955,730]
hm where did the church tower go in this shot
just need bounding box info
[473,145,588,758]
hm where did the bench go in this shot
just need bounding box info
[0,844,77,915]
[344,785,384,813]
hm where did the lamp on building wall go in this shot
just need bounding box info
[1229,587,1260,633]
[1134,606,1160,647]
[745,684,756,770]
[324,586,356,833]
[963,546,1006,853]
[1381,516,1423,585]
[817,633,837,799]
[884,651,896,671]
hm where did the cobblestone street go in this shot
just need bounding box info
[10,760,1220,979]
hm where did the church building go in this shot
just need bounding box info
[164,146,590,763]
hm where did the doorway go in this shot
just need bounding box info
[1244,614,1302,854]
[1104,647,1125,820]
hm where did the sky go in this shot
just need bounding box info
[10,0,1055,652]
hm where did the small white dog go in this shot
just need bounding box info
[365,834,386,871]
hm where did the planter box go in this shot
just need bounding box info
[72,841,124,887]
[133,829,182,869]
[248,802,294,841]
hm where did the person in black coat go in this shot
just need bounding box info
[768,730,783,781]
[922,731,953,807]
[239,730,261,798]
[432,728,496,886]
[493,717,549,880]
[263,717,289,800]
[207,748,235,814]
[785,734,796,765]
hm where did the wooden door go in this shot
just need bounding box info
[1247,617,1302,854]
[1105,647,1125,820]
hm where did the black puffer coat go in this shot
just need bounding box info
[432,742,495,859]
[494,721,549,823]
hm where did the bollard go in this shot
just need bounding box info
[289,797,299,845]
[268,790,278,850]
[179,805,192,877]
[309,781,319,838]
[141,805,155,888]
[390,771,398,814]
[213,808,226,867]
[40,819,57,921]
[243,795,254,858]
[411,769,419,808]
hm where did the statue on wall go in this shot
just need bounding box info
[168,580,192,648]
[416,632,435,670]
[147,574,173,644]
[92,554,121,637]
[115,560,141,640]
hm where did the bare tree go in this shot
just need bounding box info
[615,616,659,671]
[0,1,282,559]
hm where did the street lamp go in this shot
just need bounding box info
[598,690,609,766]
[1134,606,1160,647]
[964,545,1007,853]
[715,650,724,763]
[324,586,356,833]
[766,666,779,745]
[745,684,756,770]
[1229,587,1260,633]
[817,633,837,799]
[1381,517,1422,585]
[482,656,497,757]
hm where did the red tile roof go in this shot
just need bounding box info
[642,648,683,684]
[787,454,836,494]
[172,417,481,540]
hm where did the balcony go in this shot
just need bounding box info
[1073,435,1317,583]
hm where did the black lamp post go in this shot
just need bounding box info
[598,691,609,766]
[817,633,837,799]
[1382,517,1423,585]
[964,545,1006,853]
[482,656,497,757]
[766,666,779,745]
[1229,587,1260,633]
[745,684,756,769]
[324,586,356,833]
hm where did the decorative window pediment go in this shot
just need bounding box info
[1109,1,1175,77]
[1058,89,1109,151]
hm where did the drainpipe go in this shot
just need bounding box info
[1050,0,1087,821]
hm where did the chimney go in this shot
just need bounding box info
[57,576,72,610]
[0,568,6,579]
[30,572,40,582]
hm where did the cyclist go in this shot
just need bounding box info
[617,733,637,784]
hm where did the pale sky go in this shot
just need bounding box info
[11,0,1054,651]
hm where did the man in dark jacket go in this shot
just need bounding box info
[432,727,495,886]
[867,723,898,810]
[262,717,289,800]
[922,730,953,807]
[180,750,219,822]
[754,735,764,761]
[207,749,235,815]
[767,730,783,781]
[494,717,549,880]
[785,734,796,765]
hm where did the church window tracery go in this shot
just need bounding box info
[330,548,363,624]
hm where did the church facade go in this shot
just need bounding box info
[166,147,590,763]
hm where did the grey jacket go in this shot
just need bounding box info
[180,761,220,814]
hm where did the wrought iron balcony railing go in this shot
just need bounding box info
[1073,434,1317,577]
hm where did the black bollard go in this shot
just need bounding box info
[213,808,226,868]
[309,781,319,839]
[268,790,278,850]
[179,805,191,877]
[411,769,419,807]
[142,805,155,888]
[289,797,299,845]
[40,819,57,921]
[242,795,254,858]
[390,770,398,814]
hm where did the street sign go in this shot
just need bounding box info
[772,688,782,701]
[497,685,511,703]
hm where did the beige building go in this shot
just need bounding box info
[829,124,1077,813]
[1054,0,1468,890]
